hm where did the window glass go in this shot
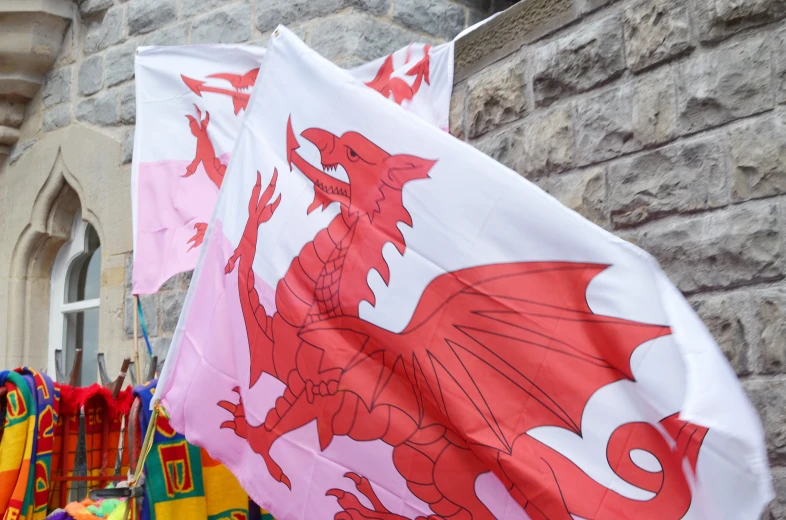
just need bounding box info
[66,225,100,303]
[64,308,99,387]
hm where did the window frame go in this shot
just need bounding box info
[48,213,101,379]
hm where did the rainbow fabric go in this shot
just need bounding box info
[134,381,268,520]
[0,370,40,519]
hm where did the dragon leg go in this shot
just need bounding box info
[187,222,208,251]
[221,386,343,489]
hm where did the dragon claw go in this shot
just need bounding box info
[280,474,292,490]
[219,420,237,430]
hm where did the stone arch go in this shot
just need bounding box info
[2,126,131,374]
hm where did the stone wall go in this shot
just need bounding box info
[451,0,786,516]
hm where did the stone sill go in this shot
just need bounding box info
[454,0,578,84]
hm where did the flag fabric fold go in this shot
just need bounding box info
[155,26,773,520]
[131,41,454,295]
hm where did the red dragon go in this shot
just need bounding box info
[219,117,709,520]
[365,45,431,105]
[184,104,227,251]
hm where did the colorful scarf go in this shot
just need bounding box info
[15,368,59,519]
[134,381,264,520]
[0,370,37,519]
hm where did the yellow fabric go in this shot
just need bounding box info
[153,496,206,520]
[202,451,249,518]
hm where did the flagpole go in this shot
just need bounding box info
[133,294,142,383]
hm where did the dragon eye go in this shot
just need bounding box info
[346,147,360,162]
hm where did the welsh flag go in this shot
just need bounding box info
[131,42,453,294]
[155,27,774,520]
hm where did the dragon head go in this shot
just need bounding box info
[299,127,435,217]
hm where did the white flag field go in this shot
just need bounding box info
[131,40,454,294]
[150,26,773,520]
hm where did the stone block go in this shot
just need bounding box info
[633,202,785,293]
[129,0,177,35]
[124,294,159,338]
[450,84,467,139]
[192,3,251,44]
[539,167,609,227]
[160,290,186,333]
[767,467,786,520]
[182,0,232,17]
[575,84,639,166]
[124,254,133,292]
[473,130,519,174]
[80,0,114,15]
[150,337,171,362]
[728,113,786,202]
[693,0,786,43]
[677,35,773,135]
[689,291,753,376]
[453,0,490,10]
[256,0,344,34]
[622,0,692,72]
[122,129,134,164]
[466,52,528,139]
[532,14,624,107]
[350,0,390,15]
[178,270,193,289]
[42,105,71,132]
[575,0,615,15]
[106,45,135,87]
[392,0,466,40]
[120,83,135,124]
[84,6,125,55]
[744,378,786,465]
[633,66,677,146]
[514,104,574,177]
[468,8,488,27]
[310,13,430,63]
[43,67,72,108]
[78,55,104,96]
[141,23,190,46]
[778,27,786,105]
[751,289,786,375]
[608,135,729,227]
[77,90,119,127]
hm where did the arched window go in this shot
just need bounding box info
[49,213,101,386]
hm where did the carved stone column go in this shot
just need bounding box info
[0,0,75,164]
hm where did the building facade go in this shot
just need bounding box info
[0,0,784,516]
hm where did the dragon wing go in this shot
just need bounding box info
[299,261,670,455]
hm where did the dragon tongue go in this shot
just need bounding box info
[181,75,205,96]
